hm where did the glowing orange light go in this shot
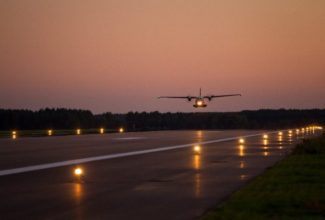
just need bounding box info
[99,128,104,134]
[238,145,245,157]
[197,100,203,106]
[263,134,268,139]
[194,145,201,154]
[278,131,283,136]
[238,138,245,144]
[11,131,17,139]
[119,127,124,133]
[76,129,81,135]
[263,139,268,146]
[48,130,53,136]
[74,168,83,176]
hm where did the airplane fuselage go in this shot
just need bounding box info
[158,88,241,108]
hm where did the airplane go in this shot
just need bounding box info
[158,88,241,108]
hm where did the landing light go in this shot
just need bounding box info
[12,131,17,135]
[288,130,292,134]
[263,134,268,139]
[197,101,203,106]
[48,130,53,136]
[76,129,81,135]
[119,127,124,133]
[278,132,283,136]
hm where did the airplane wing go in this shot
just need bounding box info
[158,96,197,101]
[203,94,241,101]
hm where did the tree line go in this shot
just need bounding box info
[0,108,324,130]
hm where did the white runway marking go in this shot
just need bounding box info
[113,137,146,140]
[0,132,277,177]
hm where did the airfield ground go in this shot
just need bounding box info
[202,133,325,220]
[0,129,321,219]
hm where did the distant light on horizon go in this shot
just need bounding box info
[99,128,104,134]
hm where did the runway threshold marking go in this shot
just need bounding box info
[0,132,276,177]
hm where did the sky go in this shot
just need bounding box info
[1,0,325,113]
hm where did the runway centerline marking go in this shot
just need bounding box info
[113,137,146,140]
[0,132,277,177]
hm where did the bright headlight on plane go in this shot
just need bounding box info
[278,132,283,136]
[194,145,201,154]
[76,129,81,135]
[48,130,53,136]
[119,127,124,133]
[238,138,245,144]
[197,101,203,106]
[263,134,268,139]
[12,131,16,135]
[74,168,83,176]
[288,130,292,134]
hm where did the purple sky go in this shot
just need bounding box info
[1,0,325,113]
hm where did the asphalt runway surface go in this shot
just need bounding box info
[0,129,319,220]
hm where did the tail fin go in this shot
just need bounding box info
[199,88,202,97]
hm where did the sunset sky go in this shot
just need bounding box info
[1,0,325,113]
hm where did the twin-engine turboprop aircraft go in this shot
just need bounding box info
[158,88,241,108]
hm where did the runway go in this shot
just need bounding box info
[0,130,316,219]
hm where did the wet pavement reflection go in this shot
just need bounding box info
[192,145,202,198]
[1,128,323,220]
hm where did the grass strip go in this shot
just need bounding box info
[202,134,325,220]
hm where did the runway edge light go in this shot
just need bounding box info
[194,145,201,154]
[12,131,17,139]
[74,167,84,182]
[100,128,104,134]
